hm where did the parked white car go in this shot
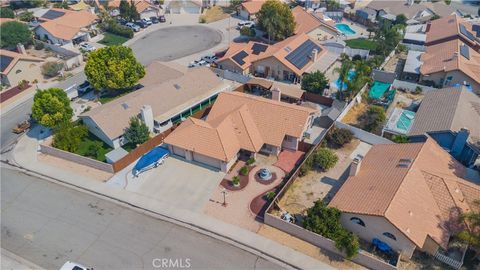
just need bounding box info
[236,20,254,29]
[59,261,92,270]
[188,60,208,68]
[141,18,152,25]
[79,43,95,52]
[126,22,140,32]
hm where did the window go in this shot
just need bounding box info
[383,232,397,241]
[350,217,365,227]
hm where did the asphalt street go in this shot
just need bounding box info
[1,168,283,270]
[0,25,221,151]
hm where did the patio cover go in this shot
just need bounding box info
[404,50,423,75]
[247,77,273,89]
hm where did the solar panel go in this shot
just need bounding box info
[232,51,248,65]
[472,24,480,37]
[251,43,267,55]
[285,40,322,70]
[459,24,475,41]
[0,55,14,73]
[41,10,66,20]
[460,44,470,60]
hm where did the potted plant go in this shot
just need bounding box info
[231,176,240,187]
[246,157,255,165]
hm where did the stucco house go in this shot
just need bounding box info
[408,86,480,169]
[419,15,480,94]
[217,33,327,83]
[0,49,43,87]
[329,138,480,260]
[292,6,341,41]
[80,62,230,149]
[34,8,98,47]
[238,0,265,21]
[164,91,316,172]
[108,0,160,19]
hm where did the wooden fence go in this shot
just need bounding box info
[303,92,334,106]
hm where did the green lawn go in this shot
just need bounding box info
[75,133,113,162]
[345,38,378,51]
[99,32,129,46]
[98,88,136,104]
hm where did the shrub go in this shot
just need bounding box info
[352,54,362,61]
[239,166,248,176]
[266,191,276,201]
[246,157,255,165]
[85,141,103,159]
[328,128,353,147]
[313,148,338,171]
[34,41,44,50]
[19,11,34,22]
[232,176,240,186]
[100,19,133,38]
[303,200,360,259]
[53,122,88,153]
[0,7,14,18]
[41,61,63,77]
[18,79,29,90]
[361,105,386,132]
[240,26,255,37]
[299,155,314,177]
[414,86,423,95]
[199,16,206,23]
[392,135,409,143]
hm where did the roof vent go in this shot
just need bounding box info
[174,84,181,90]
[397,158,413,168]
[121,102,129,109]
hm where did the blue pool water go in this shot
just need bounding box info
[333,70,356,91]
[335,23,356,36]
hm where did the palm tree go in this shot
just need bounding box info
[333,55,352,101]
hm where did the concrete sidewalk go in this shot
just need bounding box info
[10,126,335,270]
[1,249,45,270]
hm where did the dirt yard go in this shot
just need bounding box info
[200,6,229,23]
[277,139,372,216]
[341,102,368,126]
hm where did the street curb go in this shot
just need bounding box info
[2,161,304,270]
[1,248,46,270]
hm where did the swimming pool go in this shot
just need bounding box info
[335,23,356,36]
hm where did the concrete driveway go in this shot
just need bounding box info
[108,156,225,212]
[130,25,222,65]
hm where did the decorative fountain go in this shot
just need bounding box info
[258,168,273,181]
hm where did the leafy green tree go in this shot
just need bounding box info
[124,117,150,145]
[85,45,145,91]
[230,0,242,7]
[0,21,33,49]
[119,0,130,19]
[301,71,329,95]
[456,200,480,254]
[257,0,295,41]
[32,88,73,128]
[361,105,386,132]
[0,7,15,18]
[333,54,352,100]
[53,1,69,8]
[52,122,88,153]
[304,200,360,259]
[328,128,353,147]
[374,21,403,57]
[313,148,338,171]
[325,0,341,11]
[128,0,140,21]
[394,14,407,25]
[85,141,103,159]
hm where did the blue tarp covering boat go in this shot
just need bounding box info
[133,146,169,176]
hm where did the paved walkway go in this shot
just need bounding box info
[9,128,335,270]
[204,165,285,232]
[1,248,45,270]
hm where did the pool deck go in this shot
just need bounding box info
[337,18,369,40]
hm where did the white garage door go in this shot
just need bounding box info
[172,146,186,158]
[192,152,221,170]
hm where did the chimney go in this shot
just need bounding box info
[16,43,26,55]
[271,87,281,102]
[349,155,362,176]
[311,49,318,61]
[451,128,470,159]
[140,105,154,132]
